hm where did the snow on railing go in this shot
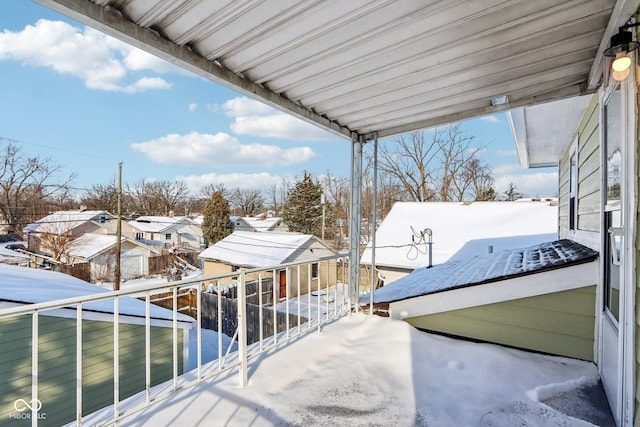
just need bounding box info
[0,253,349,426]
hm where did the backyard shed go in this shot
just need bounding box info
[199,231,339,298]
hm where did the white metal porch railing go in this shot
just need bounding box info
[0,253,349,427]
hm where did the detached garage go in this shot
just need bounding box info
[65,234,159,282]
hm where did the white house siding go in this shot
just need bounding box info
[121,254,143,279]
[558,94,600,248]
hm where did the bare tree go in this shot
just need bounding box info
[149,180,190,215]
[126,179,189,215]
[199,183,229,200]
[81,180,119,212]
[325,171,350,248]
[504,182,521,201]
[0,142,76,234]
[229,188,264,216]
[37,220,75,261]
[372,124,487,202]
[376,131,439,202]
[465,159,496,201]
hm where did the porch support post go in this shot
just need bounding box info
[349,133,364,311]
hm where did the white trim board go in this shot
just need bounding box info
[389,260,598,320]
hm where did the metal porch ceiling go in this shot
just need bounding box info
[36,0,637,141]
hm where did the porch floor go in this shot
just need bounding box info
[91,313,612,426]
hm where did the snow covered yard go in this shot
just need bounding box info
[115,313,605,426]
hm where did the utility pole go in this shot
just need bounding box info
[114,162,122,291]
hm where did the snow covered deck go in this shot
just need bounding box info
[81,314,611,426]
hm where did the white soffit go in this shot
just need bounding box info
[34,0,638,141]
[508,94,594,168]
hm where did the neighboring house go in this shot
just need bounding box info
[0,264,194,427]
[360,201,558,285]
[128,215,204,249]
[230,214,287,233]
[364,239,599,361]
[198,231,339,298]
[65,233,160,282]
[24,210,118,255]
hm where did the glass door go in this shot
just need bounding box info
[601,83,623,422]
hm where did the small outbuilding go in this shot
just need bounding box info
[199,231,339,299]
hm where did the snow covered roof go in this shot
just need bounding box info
[66,234,157,259]
[198,231,314,268]
[25,210,113,234]
[361,201,558,269]
[0,264,193,323]
[366,239,598,305]
[231,215,283,232]
[128,215,191,233]
[0,245,30,264]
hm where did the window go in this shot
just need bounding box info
[135,232,143,241]
[165,233,172,240]
[311,263,319,279]
[568,141,578,231]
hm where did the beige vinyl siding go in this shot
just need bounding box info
[558,95,600,238]
[576,97,600,232]
[406,286,596,361]
[0,313,184,427]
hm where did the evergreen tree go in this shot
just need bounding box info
[202,191,231,245]
[282,172,327,237]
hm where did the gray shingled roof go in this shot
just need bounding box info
[365,239,599,305]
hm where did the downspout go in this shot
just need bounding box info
[349,133,363,311]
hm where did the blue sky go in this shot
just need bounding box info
[0,2,557,198]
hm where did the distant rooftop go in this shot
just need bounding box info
[361,200,558,269]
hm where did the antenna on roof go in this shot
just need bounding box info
[407,227,433,268]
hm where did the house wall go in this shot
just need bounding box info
[88,242,152,282]
[174,222,204,249]
[0,313,185,426]
[202,260,236,283]
[201,255,339,299]
[405,286,596,361]
[558,94,600,248]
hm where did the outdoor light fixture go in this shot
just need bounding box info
[604,22,640,81]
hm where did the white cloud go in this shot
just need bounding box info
[177,172,293,194]
[496,149,517,157]
[222,97,333,141]
[491,163,522,175]
[188,103,198,113]
[130,131,315,167]
[495,171,558,198]
[480,115,501,123]
[0,19,174,92]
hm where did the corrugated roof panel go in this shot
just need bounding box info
[36,0,624,140]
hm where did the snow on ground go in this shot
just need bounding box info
[119,313,601,427]
[275,282,349,320]
[187,327,238,371]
